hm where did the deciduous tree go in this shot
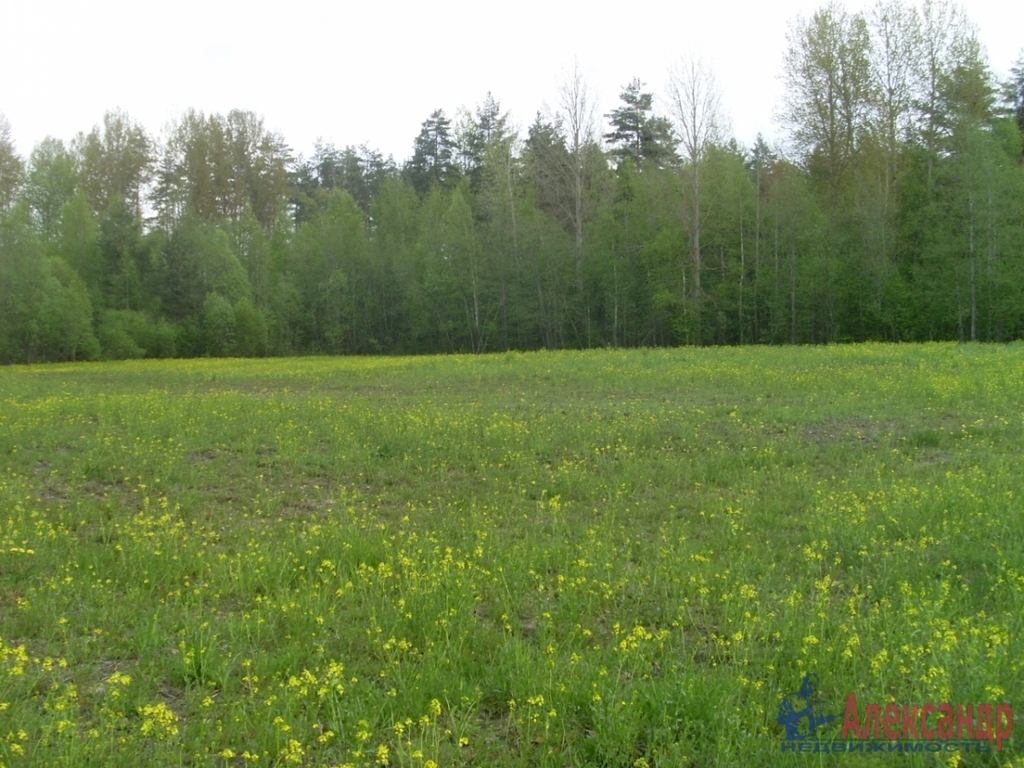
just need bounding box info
[74,109,153,218]
[557,62,600,298]
[781,3,873,199]
[0,114,23,214]
[155,110,290,230]
[24,138,77,244]
[668,56,726,341]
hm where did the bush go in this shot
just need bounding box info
[232,298,267,357]
[97,310,177,360]
[202,292,236,357]
[97,310,146,359]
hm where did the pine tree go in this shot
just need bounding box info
[407,110,458,195]
[604,79,676,170]
[1002,51,1024,153]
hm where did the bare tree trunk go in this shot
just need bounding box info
[774,199,781,344]
[506,152,518,348]
[969,188,976,342]
[668,56,723,345]
[557,61,597,347]
[790,236,797,344]
[739,193,745,344]
[753,157,762,342]
[613,261,619,348]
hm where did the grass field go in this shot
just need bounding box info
[0,344,1021,767]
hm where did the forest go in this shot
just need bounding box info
[1,0,1023,363]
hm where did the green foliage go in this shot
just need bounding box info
[139,317,179,359]
[24,137,78,243]
[232,298,267,357]
[0,204,48,363]
[417,184,491,352]
[202,292,236,357]
[174,316,204,358]
[36,258,100,362]
[95,309,178,360]
[604,78,676,170]
[0,207,101,363]
[154,109,290,230]
[781,2,873,200]
[97,309,147,359]
[1004,50,1024,148]
[160,218,251,321]
[57,192,101,287]
[97,198,148,311]
[452,93,511,193]
[285,189,369,353]
[407,109,459,195]
[0,113,23,214]
[73,109,154,219]
[227,207,272,310]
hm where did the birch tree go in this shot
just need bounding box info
[667,56,725,341]
[74,110,153,219]
[557,62,599,295]
[781,3,873,199]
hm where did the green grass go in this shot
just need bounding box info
[0,343,1021,767]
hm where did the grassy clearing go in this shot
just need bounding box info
[0,343,1021,767]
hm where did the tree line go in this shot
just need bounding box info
[1,0,1022,363]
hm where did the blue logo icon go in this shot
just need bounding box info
[778,673,840,740]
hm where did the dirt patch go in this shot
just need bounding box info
[915,451,953,466]
[801,417,898,447]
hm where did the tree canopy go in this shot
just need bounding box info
[1,2,1023,364]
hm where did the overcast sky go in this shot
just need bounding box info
[2,0,1021,165]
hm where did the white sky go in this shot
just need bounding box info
[2,0,1020,165]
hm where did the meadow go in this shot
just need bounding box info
[0,344,1021,767]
